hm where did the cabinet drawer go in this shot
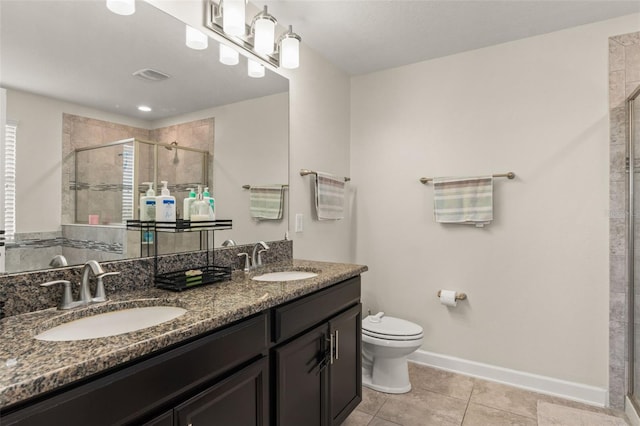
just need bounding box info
[2,313,268,426]
[272,276,360,343]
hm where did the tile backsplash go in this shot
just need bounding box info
[0,239,292,319]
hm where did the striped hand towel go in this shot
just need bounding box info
[433,176,493,227]
[315,172,345,220]
[250,185,285,220]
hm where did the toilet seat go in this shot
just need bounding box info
[363,329,423,341]
[362,314,423,341]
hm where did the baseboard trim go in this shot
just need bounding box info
[408,349,608,407]
[626,396,640,426]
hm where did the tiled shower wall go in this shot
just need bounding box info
[609,31,640,409]
[53,114,215,265]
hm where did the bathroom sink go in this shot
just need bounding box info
[34,306,187,341]
[252,271,318,282]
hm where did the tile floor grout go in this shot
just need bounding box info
[343,363,630,426]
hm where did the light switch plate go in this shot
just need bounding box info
[295,214,303,233]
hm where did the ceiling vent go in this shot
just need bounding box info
[132,68,170,82]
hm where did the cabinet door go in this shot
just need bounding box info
[175,357,269,426]
[274,323,329,426]
[329,303,362,426]
[141,410,173,426]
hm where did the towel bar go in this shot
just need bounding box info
[300,169,350,182]
[420,172,515,184]
[437,290,467,301]
[242,184,289,189]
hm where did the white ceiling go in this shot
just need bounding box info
[2,0,638,121]
[0,1,288,121]
[263,0,640,75]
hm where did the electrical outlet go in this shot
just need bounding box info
[295,214,304,233]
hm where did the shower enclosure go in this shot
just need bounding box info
[628,85,640,409]
[74,138,209,224]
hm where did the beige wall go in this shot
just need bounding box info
[146,0,354,262]
[151,92,289,247]
[351,14,640,390]
[6,89,150,233]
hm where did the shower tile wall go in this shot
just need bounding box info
[62,113,150,225]
[150,118,215,213]
[609,30,640,409]
[60,114,215,261]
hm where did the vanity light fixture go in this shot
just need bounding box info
[137,105,152,112]
[106,0,135,16]
[222,0,246,37]
[206,0,302,70]
[247,59,265,78]
[186,25,208,50]
[278,26,301,69]
[252,6,276,55]
[219,43,239,65]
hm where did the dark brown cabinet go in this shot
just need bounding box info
[274,323,328,426]
[1,276,362,426]
[175,357,269,426]
[273,277,362,426]
[329,304,362,426]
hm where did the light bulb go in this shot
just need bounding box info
[106,0,135,16]
[281,36,300,69]
[248,59,265,78]
[223,0,246,37]
[253,7,275,54]
[219,43,239,65]
[185,25,208,50]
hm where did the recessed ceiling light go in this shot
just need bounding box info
[138,105,152,112]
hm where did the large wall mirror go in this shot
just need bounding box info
[0,0,289,274]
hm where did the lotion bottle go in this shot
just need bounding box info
[183,188,196,220]
[155,181,176,222]
[203,187,215,220]
[190,187,210,221]
[139,182,156,221]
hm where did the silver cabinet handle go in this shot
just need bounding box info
[335,330,339,361]
[328,332,334,365]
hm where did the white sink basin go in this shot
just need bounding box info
[252,271,318,282]
[35,306,187,341]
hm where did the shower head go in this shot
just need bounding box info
[165,141,178,151]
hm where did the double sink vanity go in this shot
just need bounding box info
[0,258,367,425]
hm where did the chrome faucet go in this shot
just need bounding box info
[251,241,270,268]
[81,260,105,304]
[41,260,120,310]
[222,239,237,247]
[49,255,68,268]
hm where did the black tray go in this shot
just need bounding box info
[155,265,232,291]
[126,219,232,232]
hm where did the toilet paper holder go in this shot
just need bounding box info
[437,290,467,301]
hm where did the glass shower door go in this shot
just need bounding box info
[630,84,640,407]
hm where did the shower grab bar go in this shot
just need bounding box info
[420,172,515,184]
[300,169,351,182]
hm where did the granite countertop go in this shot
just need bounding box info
[0,259,367,410]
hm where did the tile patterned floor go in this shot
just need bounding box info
[342,363,630,426]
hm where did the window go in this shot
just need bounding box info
[4,121,16,241]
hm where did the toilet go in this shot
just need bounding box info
[362,312,423,394]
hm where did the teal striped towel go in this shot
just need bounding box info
[315,172,345,220]
[250,185,285,220]
[433,176,493,227]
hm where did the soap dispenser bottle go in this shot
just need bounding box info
[139,182,156,221]
[203,187,216,220]
[190,186,209,221]
[183,188,196,220]
[155,181,176,222]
